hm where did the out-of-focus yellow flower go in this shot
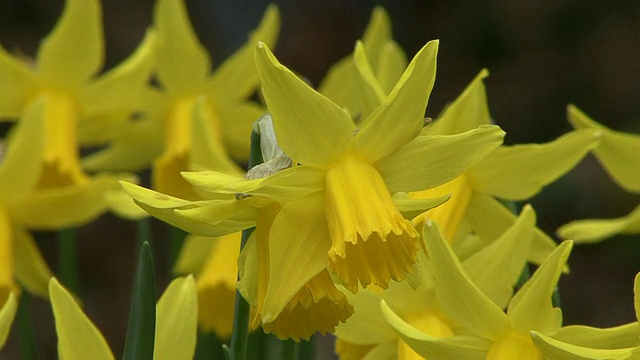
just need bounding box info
[85,0,280,201]
[558,105,640,243]
[49,276,197,360]
[382,222,639,359]
[0,293,17,351]
[0,0,156,222]
[335,205,538,360]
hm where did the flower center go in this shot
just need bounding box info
[487,331,543,360]
[324,154,420,293]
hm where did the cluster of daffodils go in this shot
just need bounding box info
[1,0,639,359]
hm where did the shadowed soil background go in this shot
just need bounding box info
[1,0,640,358]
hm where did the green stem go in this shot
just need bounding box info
[281,340,297,360]
[229,130,263,360]
[17,292,36,360]
[57,228,79,295]
[296,338,313,360]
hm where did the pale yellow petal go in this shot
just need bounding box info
[208,4,280,101]
[531,331,637,360]
[554,323,640,349]
[422,221,509,338]
[49,278,114,360]
[0,96,45,203]
[154,0,209,93]
[353,41,386,108]
[361,7,393,66]
[255,42,355,167]
[375,42,407,95]
[37,0,103,89]
[568,104,640,193]
[393,194,451,220]
[14,228,53,299]
[262,195,331,322]
[507,241,572,334]
[173,234,216,275]
[335,289,397,345]
[103,188,149,220]
[422,69,490,136]
[0,45,37,118]
[0,293,17,349]
[318,57,364,121]
[469,128,601,200]
[362,342,397,360]
[354,41,438,162]
[154,276,198,360]
[377,125,504,193]
[237,232,258,306]
[557,204,640,243]
[635,272,640,322]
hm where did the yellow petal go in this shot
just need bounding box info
[381,300,491,359]
[0,210,15,303]
[375,41,407,95]
[462,205,535,310]
[553,323,640,350]
[568,105,640,192]
[531,331,637,360]
[318,57,365,122]
[469,128,601,200]
[353,41,386,108]
[154,276,198,360]
[173,234,216,275]
[154,0,210,93]
[49,278,114,360]
[79,29,156,116]
[422,69,490,136]
[0,293,17,349]
[214,101,264,163]
[0,96,45,203]
[255,42,355,167]
[262,195,332,322]
[354,41,438,162]
[635,272,640,322]
[209,5,280,101]
[335,288,397,345]
[14,227,53,299]
[37,0,103,89]
[0,45,37,118]
[174,201,257,236]
[557,204,640,243]
[377,125,504,193]
[103,187,149,220]
[422,221,509,339]
[393,193,451,220]
[361,7,393,68]
[507,241,573,334]
[334,339,377,360]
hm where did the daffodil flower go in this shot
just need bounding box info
[84,0,280,201]
[558,105,640,243]
[335,205,539,359]
[0,0,156,222]
[49,276,197,360]
[382,222,639,359]
[412,70,600,265]
[530,272,640,359]
[0,293,17,351]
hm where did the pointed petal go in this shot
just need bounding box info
[463,205,535,309]
[375,41,407,95]
[469,129,601,200]
[154,276,198,360]
[354,41,438,162]
[237,232,259,306]
[394,194,451,220]
[377,125,505,193]
[423,69,490,136]
[0,97,45,203]
[209,5,280,101]
[465,193,559,266]
[0,46,37,118]
[103,188,149,220]
[422,221,509,338]
[173,202,256,236]
[568,105,640,193]
[381,300,490,360]
[318,56,364,121]
[154,0,210,93]
[507,241,573,334]
[531,331,637,360]
[215,100,264,162]
[353,41,386,107]
[361,7,393,67]
[262,195,331,322]
[50,278,114,360]
[335,289,397,345]
[557,204,640,243]
[79,30,156,116]
[173,234,216,275]
[362,342,397,360]
[0,293,17,349]
[255,42,355,167]
[8,174,124,229]
[14,228,53,299]
[37,0,103,89]
[554,323,640,349]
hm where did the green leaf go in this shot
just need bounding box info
[122,242,156,360]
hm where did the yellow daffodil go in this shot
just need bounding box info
[531,272,640,359]
[335,205,539,360]
[382,221,639,359]
[84,0,280,201]
[49,276,197,360]
[0,0,156,222]
[0,293,17,351]
[412,70,600,266]
[558,105,640,243]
